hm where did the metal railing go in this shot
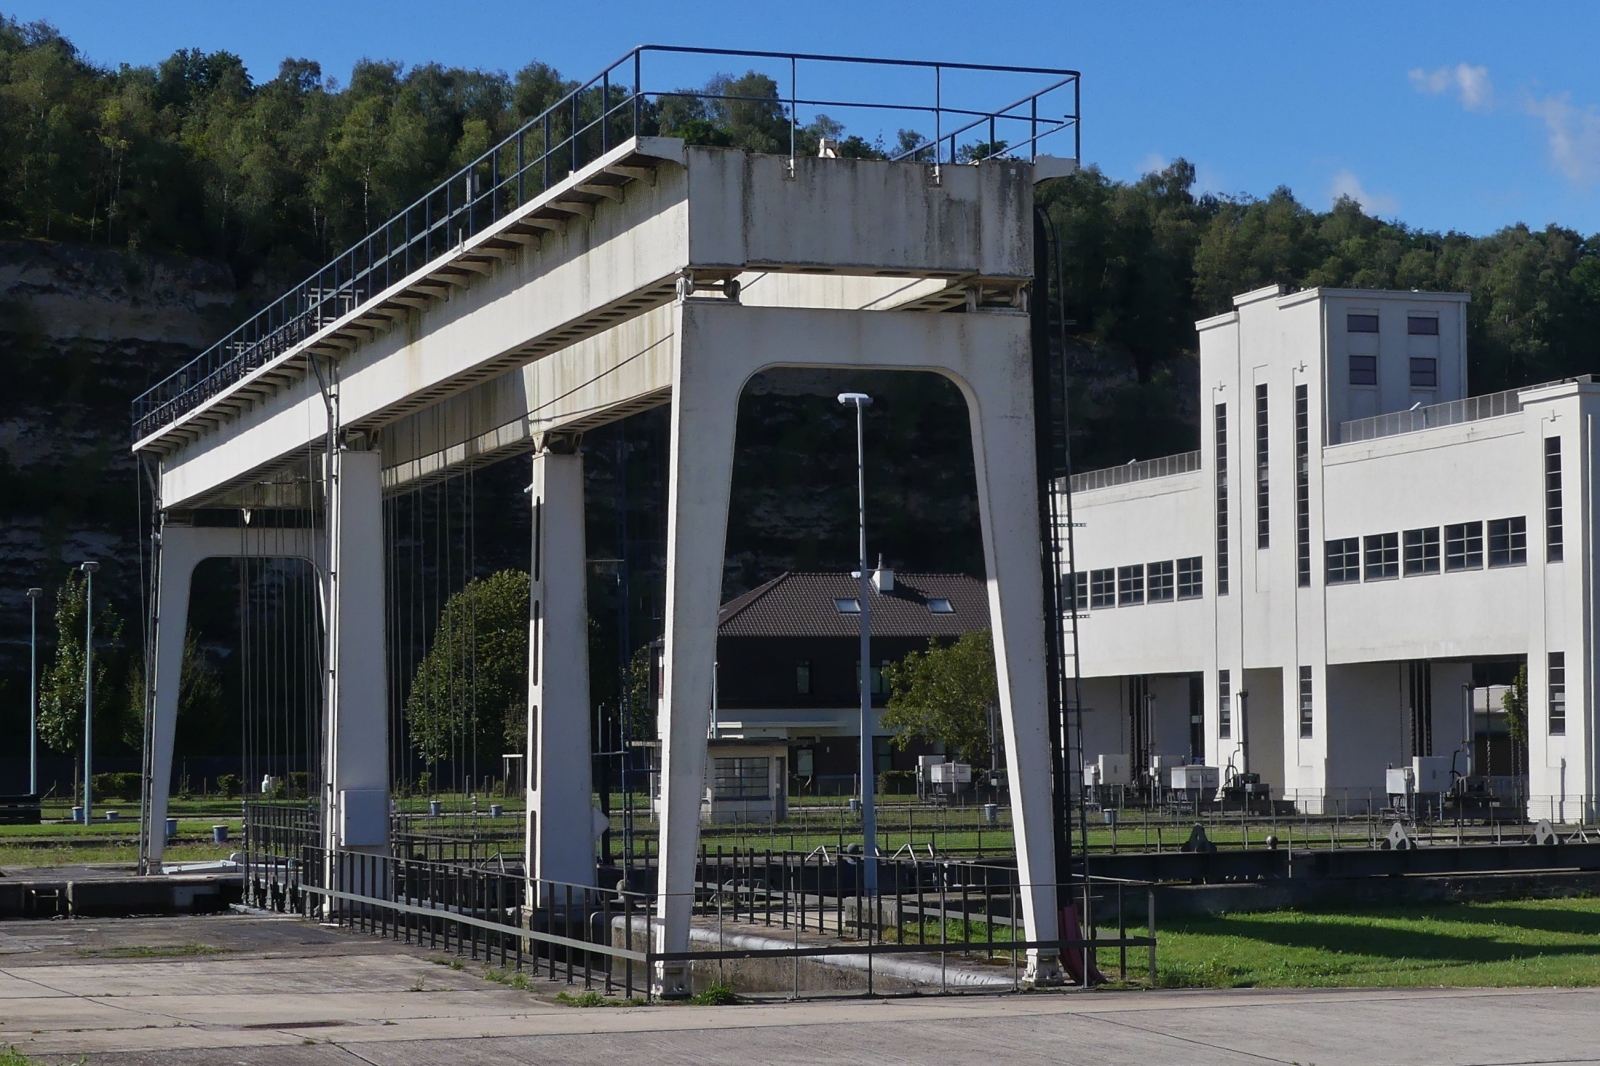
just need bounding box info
[1064,450,1201,494]
[1335,374,1596,444]
[130,47,1080,442]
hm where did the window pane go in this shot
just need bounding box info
[796,662,811,695]
[1403,527,1440,575]
[1550,652,1567,736]
[1349,355,1377,385]
[1090,568,1115,609]
[1364,532,1399,580]
[1117,564,1145,606]
[1488,516,1527,567]
[1347,313,1379,333]
[1299,666,1314,738]
[1409,357,1438,388]
[1546,437,1564,563]
[713,757,770,799]
[1177,556,1203,599]
[1407,315,1440,335]
[927,598,954,613]
[1218,669,1231,738]
[1326,537,1360,583]
[1148,560,1175,602]
[834,598,860,613]
[1445,522,1482,570]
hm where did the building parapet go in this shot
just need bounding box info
[1336,374,1596,444]
[1065,450,1201,494]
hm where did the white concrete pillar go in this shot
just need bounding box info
[524,447,595,898]
[324,448,389,855]
[652,299,1062,993]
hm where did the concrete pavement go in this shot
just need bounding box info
[2,914,1597,1064]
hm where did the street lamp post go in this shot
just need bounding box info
[27,587,42,798]
[837,392,877,896]
[80,562,99,825]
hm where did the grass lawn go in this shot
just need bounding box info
[1154,896,1600,988]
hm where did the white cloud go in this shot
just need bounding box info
[1524,92,1600,186]
[1329,169,1398,215]
[1409,63,1494,111]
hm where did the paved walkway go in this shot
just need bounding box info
[2,914,1598,1064]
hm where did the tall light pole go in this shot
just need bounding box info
[27,587,42,798]
[838,392,877,896]
[80,562,99,825]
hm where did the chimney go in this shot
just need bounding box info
[871,554,894,593]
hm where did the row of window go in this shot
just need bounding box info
[1325,517,1527,583]
[1347,312,1439,335]
[1349,355,1438,389]
[1071,557,1204,609]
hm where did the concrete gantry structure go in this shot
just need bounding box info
[132,52,1079,993]
[1063,284,1599,821]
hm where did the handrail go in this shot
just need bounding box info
[1064,450,1202,494]
[130,46,1082,442]
[1335,374,1597,444]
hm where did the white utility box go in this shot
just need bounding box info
[1412,755,1452,794]
[929,762,972,785]
[1170,765,1220,792]
[1385,766,1414,797]
[1096,753,1131,786]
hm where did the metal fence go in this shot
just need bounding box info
[1064,450,1201,494]
[130,46,1081,441]
[1335,374,1596,444]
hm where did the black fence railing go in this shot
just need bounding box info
[130,46,1080,441]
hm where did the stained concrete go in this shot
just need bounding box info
[3,913,1600,1065]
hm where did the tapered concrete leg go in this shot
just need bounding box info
[651,299,1061,992]
[143,521,196,869]
[525,447,595,901]
[652,312,741,997]
[324,449,389,858]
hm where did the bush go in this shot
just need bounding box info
[92,772,141,802]
[877,770,916,795]
[216,773,241,798]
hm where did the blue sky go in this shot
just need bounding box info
[13,1,1600,236]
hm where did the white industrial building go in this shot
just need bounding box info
[1063,284,1598,821]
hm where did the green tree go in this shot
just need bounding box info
[37,570,127,756]
[881,629,998,765]
[405,569,529,767]
[124,631,224,749]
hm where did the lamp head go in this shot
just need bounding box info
[80,561,99,574]
[27,587,42,599]
[837,392,873,407]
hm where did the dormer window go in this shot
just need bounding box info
[833,598,861,614]
[927,598,954,613]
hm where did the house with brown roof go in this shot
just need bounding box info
[714,568,990,794]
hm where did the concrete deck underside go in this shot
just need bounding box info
[2,916,1597,1066]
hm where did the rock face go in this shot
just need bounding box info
[0,239,248,694]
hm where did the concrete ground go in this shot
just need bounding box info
[2,913,1598,1065]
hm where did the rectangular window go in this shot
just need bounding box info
[855,660,890,696]
[1177,556,1204,599]
[1299,666,1314,739]
[1218,669,1231,739]
[1549,652,1567,736]
[713,757,770,799]
[1215,403,1229,595]
[795,662,812,695]
[1348,355,1377,386]
[1295,384,1310,587]
[1347,313,1379,333]
[1089,568,1115,609]
[1255,384,1270,549]
[1325,537,1360,584]
[1409,357,1438,389]
[1487,516,1527,567]
[1407,315,1440,336]
[1546,437,1564,563]
[1068,571,1089,611]
[1117,564,1145,606]
[1445,522,1483,571]
[1403,528,1440,575]
[1363,532,1399,581]
[1147,560,1175,602]
[834,597,861,614]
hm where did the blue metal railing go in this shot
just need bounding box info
[130,46,1080,442]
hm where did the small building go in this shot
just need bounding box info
[713,570,991,795]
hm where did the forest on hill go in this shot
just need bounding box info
[1,15,1597,775]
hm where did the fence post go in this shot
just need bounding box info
[1147,887,1157,986]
